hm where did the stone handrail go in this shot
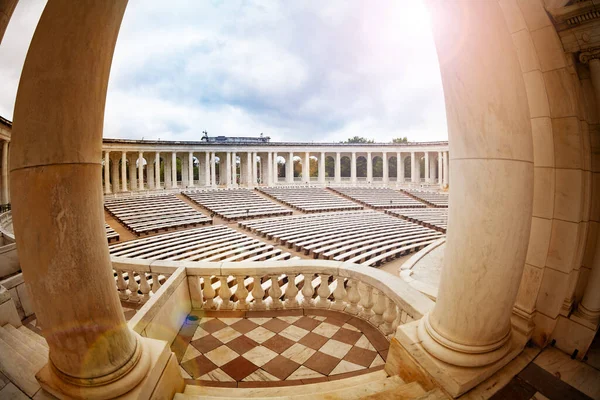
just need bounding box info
[111,258,435,337]
[0,211,15,242]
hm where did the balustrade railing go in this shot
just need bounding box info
[112,258,434,338]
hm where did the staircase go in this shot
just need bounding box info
[174,369,444,399]
[0,323,49,397]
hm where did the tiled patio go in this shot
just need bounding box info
[171,309,390,387]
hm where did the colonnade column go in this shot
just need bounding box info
[410,152,417,183]
[225,152,231,187]
[210,152,216,187]
[574,230,600,326]
[319,152,325,184]
[110,155,120,193]
[103,151,111,194]
[382,152,388,183]
[246,152,253,187]
[163,156,171,189]
[424,152,430,183]
[287,152,293,183]
[367,152,372,183]
[267,152,272,186]
[204,153,211,187]
[253,152,258,184]
[188,152,194,187]
[128,155,137,192]
[334,152,341,183]
[304,152,310,183]
[438,151,443,187]
[401,2,534,394]
[121,152,127,192]
[147,154,155,189]
[9,2,154,397]
[351,152,356,184]
[443,151,449,187]
[171,152,177,188]
[232,152,237,186]
[138,152,144,190]
[396,152,402,184]
[273,152,278,185]
[154,152,160,189]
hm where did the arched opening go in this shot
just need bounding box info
[309,155,318,179]
[341,156,351,179]
[293,156,302,179]
[403,156,411,180]
[325,155,335,178]
[276,156,286,181]
[389,156,397,180]
[356,156,367,179]
[372,156,383,179]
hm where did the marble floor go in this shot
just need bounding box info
[171,309,389,387]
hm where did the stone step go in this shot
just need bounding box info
[0,333,41,397]
[183,369,389,398]
[17,325,48,348]
[0,324,46,370]
[4,324,49,358]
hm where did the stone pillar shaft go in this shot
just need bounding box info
[121,152,127,192]
[411,152,416,183]
[424,152,430,183]
[287,152,293,183]
[319,152,325,183]
[382,152,388,183]
[111,156,119,193]
[273,152,278,185]
[232,152,238,186]
[443,151,449,187]
[304,152,310,183]
[103,151,111,194]
[396,152,402,183]
[210,152,216,187]
[154,151,160,189]
[438,151,443,187]
[367,152,372,182]
[138,152,144,190]
[128,155,137,191]
[267,152,272,185]
[335,152,341,183]
[188,152,194,187]
[171,152,177,188]
[351,152,357,183]
[576,229,600,324]
[205,152,211,187]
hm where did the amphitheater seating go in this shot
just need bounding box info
[105,224,119,243]
[104,194,211,236]
[109,225,298,261]
[239,210,443,267]
[258,186,362,212]
[330,187,425,209]
[183,188,292,220]
[402,189,448,207]
[386,208,448,232]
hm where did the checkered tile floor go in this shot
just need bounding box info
[172,310,390,385]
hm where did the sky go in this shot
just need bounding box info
[0,0,448,143]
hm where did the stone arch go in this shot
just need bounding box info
[403,155,411,179]
[356,156,367,178]
[325,155,335,178]
[388,156,398,178]
[275,155,286,181]
[341,155,351,178]
[293,155,302,178]
[309,155,319,178]
[372,156,383,178]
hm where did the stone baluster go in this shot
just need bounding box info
[202,276,215,309]
[252,275,266,310]
[316,274,331,308]
[345,279,361,315]
[116,269,128,300]
[139,272,151,303]
[382,298,398,335]
[331,276,347,311]
[235,275,249,310]
[284,274,299,308]
[151,272,162,293]
[301,273,315,307]
[126,270,140,302]
[269,275,283,309]
[370,290,386,325]
[359,284,375,319]
[219,276,233,309]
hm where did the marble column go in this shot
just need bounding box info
[287,152,293,183]
[188,152,194,187]
[414,0,533,373]
[335,152,341,183]
[246,152,253,187]
[443,151,449,187]
[110,155,119,193]
[589,58,600,117]
[120,152,127,192]
[400,155,406,183]
[205,152,211,187]
[253,152,258,184]
[128,154,137,191]
[367,152,373,183]
[164,156,172,189]
[232,152,237,186]
[438,151,443,187]
[319,152,325,183]
[9,2,154,397]
[273,152,278,185]
[410,152,416,183]
[0,141,8,204]
[267,152,272,186]
[396,152,402,184]
[181,154,188,187]
[210,152,216,187]
[171,152,177,188]
[351,152,357,183]
[138,152,144,190]
[147,154,155,189]
[154,151,160,190]
[382,152,388,183]
[103,151,111,194]
[424,152,430,183]
[304,152,310,183]
[225,152,231,187]
[574,232,600,326]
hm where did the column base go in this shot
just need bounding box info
[37,336,183,400]
[571,304,600,330]
[391,320,527,397]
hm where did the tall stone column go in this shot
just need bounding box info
[171,152,177,188]
[409,0,533,384]
[304,152,310,183]
[147,154,155,189]
[443,151,449,187]
[224,152,231,187]
[205,152,211,187]
[121,152,127,192]
[410,152,416,183]
[382,152,388,183]
[164,156,171,188]
[367,152,373,183]
[110,155,120,193]
[138,151,144,190]
[103,151,111,194]
[574,230,600,326]
[253,152,258,184]
[181,154,188,187]
[1,141,9,203]
[154,151,160,189]
[10,2,154,397]
[232,152,237,186]
[424,152,430,183]
[128,154,137,191]
[319,152,325,183]
[400,154,405,183]
[438,151,443,187]
[335,152,341,183]
[396,152,402,184]
[287,152,293,183]
[273,152,278,185]
[267,152,272,186]
[351,152,356,184]
[188,152,194,187]
[210,152,216,187]
[246,152,252,187]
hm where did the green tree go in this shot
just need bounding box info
[392,137,409,143]
[343,136,374,144]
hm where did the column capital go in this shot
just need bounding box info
[579,48,600,64]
